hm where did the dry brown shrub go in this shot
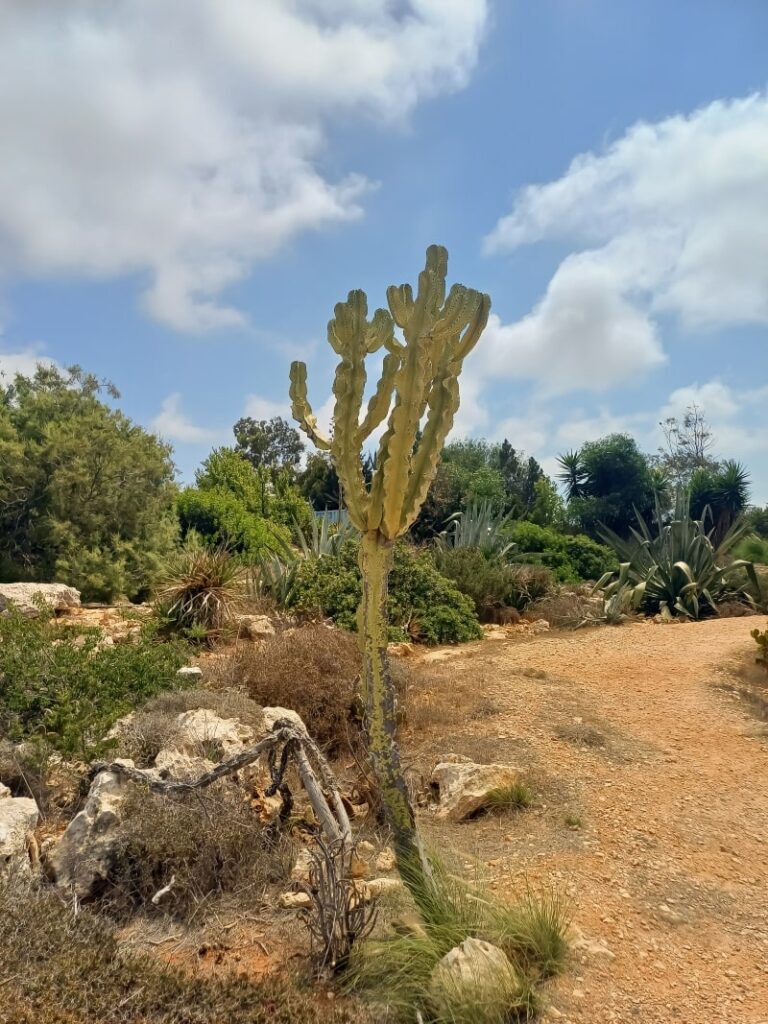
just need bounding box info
[533,588,603,629]
[104,782,291,921]
[210,626,362,755]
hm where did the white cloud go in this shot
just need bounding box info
[483,92,768,394]
[242,395,292,421]
[151,393,218,443]
[0,1,488,331]
[0,344,58,381]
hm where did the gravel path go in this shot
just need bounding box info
[405,618,768,1024]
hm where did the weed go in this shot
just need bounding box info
[564,814,583,830]
[751,622,768,671]
[485,782,534,813]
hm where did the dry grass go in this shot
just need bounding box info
[533,588,603,629]
[0,883,373,1024]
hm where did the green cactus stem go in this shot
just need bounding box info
[289,246,490,909]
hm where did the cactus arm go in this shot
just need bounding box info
[456,291,491,360]
[329,291,371,529]
[357,350,401,445]
[289,361,332,451]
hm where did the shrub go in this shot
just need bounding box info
[288,540,481,645]
[106,784,290,919]
[735,534,768,565]
[434,547,553,619]
[214,625,362,754]
[0,610,189,760]
[0,884,371,1024]
[155,541,245,642]
[506,521,615,583]
[177,487,291,560]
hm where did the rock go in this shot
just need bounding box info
[0,782,10,799]
[176,666,203,680]
[237,614,275,640]
[531,618,550,633]
[47,760,134,898]
[280,890,312,909]
[375,847,397,873]
[431,756,522,821]
[571,927,615,959]
[153,749,215,780]
[290,847,314,883]
[262,707,308,736]
[388,642,416,657]
[0,794,39,881]
[171,708,255,759]
[0,582,80,618]
[360,876,403,900]
[429,938,519,1017]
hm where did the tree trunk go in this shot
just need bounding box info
[357,530,433,907]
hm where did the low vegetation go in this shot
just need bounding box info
[0,609,188,760]
[154,540,245,643]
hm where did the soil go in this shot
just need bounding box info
[401,618,768,1024]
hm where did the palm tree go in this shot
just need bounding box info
[556,449,588,501]
[712,460,750,543]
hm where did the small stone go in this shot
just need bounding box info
[279,890,311,909]
[176,666,203,679]
[375,847,396,872]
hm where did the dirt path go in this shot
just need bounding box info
[404,618,768,1024]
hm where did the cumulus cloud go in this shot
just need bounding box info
[483,92,768,392]
[151,393,218,443]
[0,1,488,331]
[0,344,58,381]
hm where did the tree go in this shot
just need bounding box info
[690,459,751,545]
[529,476,566,529]
[564,434,655,539]
[496,441,544,515]
[233,415,304,471]
[556,450,588,501]
[290,245,490,907]
[657,403,717,486]
[0,365,176,601]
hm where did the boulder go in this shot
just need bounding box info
[0,582,80,618]
[176,666,203,680]
[431,755,521,821]
[170,708,255,759]
[279,890,311,910]
[47,760,134,898]
[262,706,308,736]
[153,748,215,780]
[237,614,276,640]
[0,792,39,881]
[429,938,519,1017]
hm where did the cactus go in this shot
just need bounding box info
[290,246,490,904]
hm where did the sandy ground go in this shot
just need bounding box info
[403,618,768,1024]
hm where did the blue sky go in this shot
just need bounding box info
[1,1,766,499]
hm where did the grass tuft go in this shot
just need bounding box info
[485,782,534,813]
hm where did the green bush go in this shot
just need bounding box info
[177,487,290,559]
[0,610,189,759]
[735,535,768,565]
[506,522,615,583]
[434,546,552,619]
[288,539,481,645]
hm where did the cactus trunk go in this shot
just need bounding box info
[357,530,433,904]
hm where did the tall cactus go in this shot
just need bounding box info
[290,246,490,903]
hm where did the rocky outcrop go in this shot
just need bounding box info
[429,938,519,1016]
[47,761,134,897]
[0,582,80,618]
[0,786,39,881]
[431,755,521,821]
[169,708,256,759]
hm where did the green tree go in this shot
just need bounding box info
[657,403,718,487]
[529,476,566,529]
[565,434,655,538]
[690,459,750,545]
[0,365,177,601]
[233,415,304,471]
[299,452,341,510]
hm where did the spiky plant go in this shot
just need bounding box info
[437,499,516,558]
[290,245,490,905]
[597,496,759,619]
[156,540,244,641]
[556,449,588,501]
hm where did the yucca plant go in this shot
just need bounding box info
[295,511,358,559]
[437,499,516,558]
[596,495,759,619]
[155,539,245,641]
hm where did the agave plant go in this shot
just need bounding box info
[596,497,759,619]
[437,499,516,558]
[156,540,245,640]
[295,511,358,558]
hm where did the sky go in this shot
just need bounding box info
[0,1,767,500]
